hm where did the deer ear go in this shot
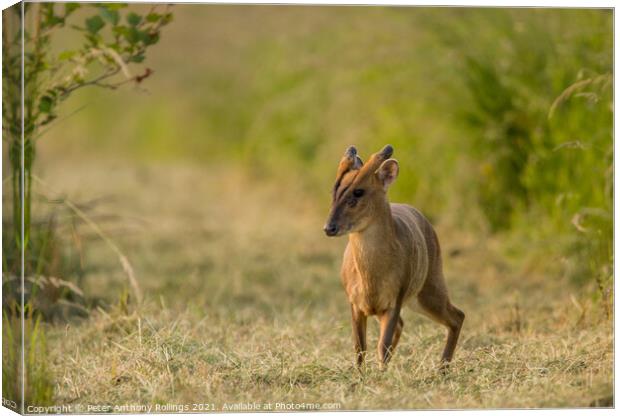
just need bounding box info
[376,159,399,190]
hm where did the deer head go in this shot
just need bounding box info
[324,145,399,236]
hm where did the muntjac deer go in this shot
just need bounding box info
[323,144,464,368]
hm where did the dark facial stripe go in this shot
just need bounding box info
[327,199,345,226]
[332,179,342,200]
[334,170,359,202]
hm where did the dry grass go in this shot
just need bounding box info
[48,302,612,410]
[38,157,612,410]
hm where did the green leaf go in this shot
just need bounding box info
[138,30,159,46]
[125,26,140,44]
[64,3,80,16]
[38,96,53,113]
[144,32,160,46]
[100,8,119,26]
[127,12,142,26]
[129,53,145,63]
[85,15,105,34]
[161,13,173,25]
[146,13,161,23]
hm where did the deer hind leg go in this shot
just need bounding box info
[392,316,404,351]
[416,276,465,365]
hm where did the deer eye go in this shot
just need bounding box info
[352,189,365,198]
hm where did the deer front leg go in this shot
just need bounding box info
[377,307,402,367]
[351,305,367,368]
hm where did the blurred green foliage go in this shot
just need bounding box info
[44,7,612,291]
[438,9,612,296]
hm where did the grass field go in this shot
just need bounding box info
[37,155,612,410]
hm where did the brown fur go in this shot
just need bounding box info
[324,145,465,368]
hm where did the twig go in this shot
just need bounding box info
[60,67,121,96]
[33,103,89,140]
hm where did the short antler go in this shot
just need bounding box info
[336,145,363,179]
[378,144,393,159]
[344,145,358,158]
[361,144,394,174]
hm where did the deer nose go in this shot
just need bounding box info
[324,223,339,236]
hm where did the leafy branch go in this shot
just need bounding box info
[29,3,173,131]
[2,2,172,273]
